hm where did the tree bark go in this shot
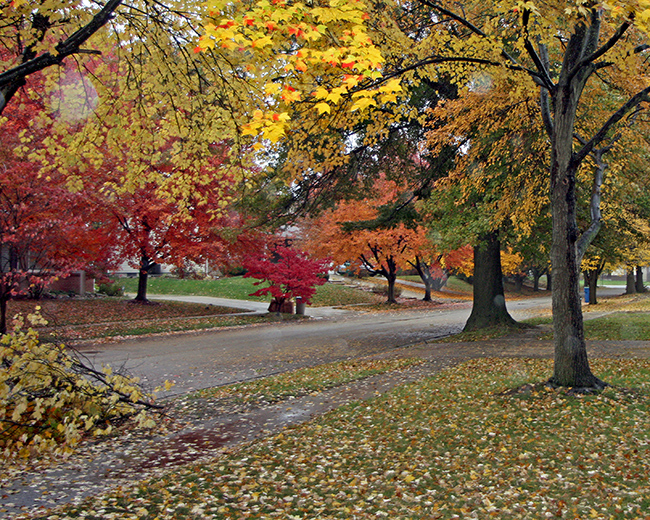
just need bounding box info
[386,266,398,304]
[134,254,154,302]
[410,256,433,301]
[626,268,636,294]
[584,271,598,305]
[0,297,7,335]
[636,266,647,293]
[547,50,603,388]
[463,233,516,332]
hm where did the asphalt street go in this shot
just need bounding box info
[75,290,581,397]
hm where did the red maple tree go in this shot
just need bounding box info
[243,245,329,312]
[0,71,113,333]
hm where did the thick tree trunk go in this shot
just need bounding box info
[463,233,516,332]
[134,255,153,302]
[548,79,603,388]
[584,271,598,305]
[626,268,636,294]
[635,266,647,293]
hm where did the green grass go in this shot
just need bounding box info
[584,312,650,340]
[397,275,473,294]
[187,357,422,405]
[117,276,383,307]
[35,357,650,519]
[118,276,269,301]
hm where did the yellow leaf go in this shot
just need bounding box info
[350,97,376,111]
[315,102,331,114]
[314,87,330,100]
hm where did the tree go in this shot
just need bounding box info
[243,244,329,312]
[200,1,650,388]
[408,253,448,301]
[301,177,431,303]
[79,137,258,303]
[0,0,123,115]
[0,74,112,334]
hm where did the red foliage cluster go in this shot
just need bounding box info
[243,245,329,306]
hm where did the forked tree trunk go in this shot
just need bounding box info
[385,258,398,304]
[463,233,516,332]
[531,266,545,292]
[411,256,434,302]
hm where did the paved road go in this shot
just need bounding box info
[77,291,570,397]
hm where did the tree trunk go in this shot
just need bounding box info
[546,271,552,292]
[548,72,602,388]
[411,256,433,301]
[636,266,647,293]
[463,233,516,332]
[386,257,398,304]
[531,267,542,292]
[584,271,598,305]
[0,297,7,335]
[626,268,636,294]
[134,254,153,302]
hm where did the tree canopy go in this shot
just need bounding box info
[198,0,650,388]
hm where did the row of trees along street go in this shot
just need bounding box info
[2,1,650,390]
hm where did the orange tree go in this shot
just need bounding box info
[301,177,431,303]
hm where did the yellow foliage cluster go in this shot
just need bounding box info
[0,314,160,459]
[197,0,402,142]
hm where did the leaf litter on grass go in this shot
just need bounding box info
[17,357,650,520]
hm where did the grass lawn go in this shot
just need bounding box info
[7,298,293,342]
[117,276,383,307]
[522,293,650,341]
[5,278,383,341]
[30,357,650,519]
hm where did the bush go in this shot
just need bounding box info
[96,281,124,297]
[0,311,163,458]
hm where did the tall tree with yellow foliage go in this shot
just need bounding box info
[199,0,650,389]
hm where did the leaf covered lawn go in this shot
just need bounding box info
[24,357,650,519]
[7,299,260,341]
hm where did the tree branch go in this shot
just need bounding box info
[521,9,555,92]
[572,86,650,168]
[0,0,123,114]
[568,17,632,82]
